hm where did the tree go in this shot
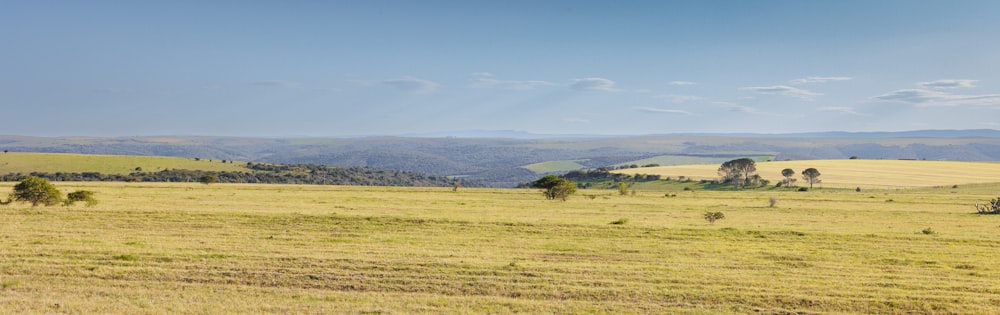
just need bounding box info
[531,175,577,201]
[618,182,628,196]
[781,168,796,186]
[718,158,758,188]
[802,168,821,189]
[9,177,63,207]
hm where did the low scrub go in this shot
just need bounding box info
[975,196,1000,215]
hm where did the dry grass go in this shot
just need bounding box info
[619,159,1000,189]
[2,182,1000,313]
[0,152,246,175]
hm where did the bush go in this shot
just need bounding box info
[65,190,98,207]
[975,197,1000,215]
[921,227,936,235]
[797,187,808,192]
[768,196,778,207]
[610,218,629,225]
[704,211,725,224]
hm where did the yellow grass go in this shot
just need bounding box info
[0,152,246,175]
[3,182,1000,313]
[616,159,1000,189]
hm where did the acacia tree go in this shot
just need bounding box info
[781,168,796,186]
[802,168,821,189]
[718,158,758,189]
[531,175,577,201]
[9,177,63,207]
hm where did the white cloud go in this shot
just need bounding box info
[561,117,591,123]
[917,79,978,90]
[789,76,852,84]
[251,80,300,88]
[739,85,821,100]
[668,81,697,86]
[655,94,705,103]
[570,77,619,91]
[468,73,555,90]
[715,101,761,114]
[873,89,1000,107]
[818,106,865,116]
[380,77,440,93]
[636,107,694,115]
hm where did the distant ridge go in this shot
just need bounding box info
[400,129,1000,139]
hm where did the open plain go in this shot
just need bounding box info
[2,181,1000,313]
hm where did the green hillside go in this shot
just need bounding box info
[521,160,589,174]
[0,152,246,175]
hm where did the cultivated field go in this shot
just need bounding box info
[617,159,1000,189]
[3,182,1000,313]
[0,152,246,175]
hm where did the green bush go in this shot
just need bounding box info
[8,177,62,207]
[65,190,98,207]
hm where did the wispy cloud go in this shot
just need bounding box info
[468,73,554,90]
[570,77,620,92]
[873,89,1000,107]
[789,76,852,85]
[251,80,300,88]
[818,106,865,116]
[739,85,821,100]
[714,101,761,114]
[668,81,697,86]
[655,94,705,104]
[636,107,694,115]
[918,79,978,90]
[561,117,591,123]
[380,77,440,93]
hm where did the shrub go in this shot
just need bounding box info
[797,187,808,192]
[65,190,98,207]
[704,211,725,224]
[975,197,1000,215]
[768,196,778,207]
[921,227,936,235]
[610,218,629,225]
[198,175,218,185]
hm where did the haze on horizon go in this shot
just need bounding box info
[3,1,999,138]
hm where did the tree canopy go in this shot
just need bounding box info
[718,158,762,188]
[9,177,63,207]
[531,175,577,201]
[802,168,821,189]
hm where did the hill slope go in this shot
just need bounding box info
[616,159,1000,189]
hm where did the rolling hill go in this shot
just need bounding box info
[614,159,1000,189]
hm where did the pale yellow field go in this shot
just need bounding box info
[615,159,1000,189]
[0,152,246,175]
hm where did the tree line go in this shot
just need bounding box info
[0,163,467,187]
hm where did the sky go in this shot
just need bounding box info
[3,1,1000,137]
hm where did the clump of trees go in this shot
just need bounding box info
[531,175,577,201]
[718,158,767,189]
[780,168,797,187]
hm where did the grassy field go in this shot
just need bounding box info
[3,181,1000,313]
[616,159,1000,189]
[0,152,247,175]
[618,155,774,168]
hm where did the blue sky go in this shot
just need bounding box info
[3,1,999,137]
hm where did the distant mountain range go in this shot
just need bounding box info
[3,129,1000,187]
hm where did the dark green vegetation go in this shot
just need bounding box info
[0,162,463,187]
[530,175,577,201]
[5,132,1000,187]
[7,176,62,206]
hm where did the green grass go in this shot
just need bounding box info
[0,152,248,175]
[2,182,1000,313]
[522,159,589,174]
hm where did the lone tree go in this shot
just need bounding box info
[718,158,759,189]
[704,211,725,224]
[781,168,796,186]
[8,177,63,207]
[531,175,577,201]
[802,168,821,189]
